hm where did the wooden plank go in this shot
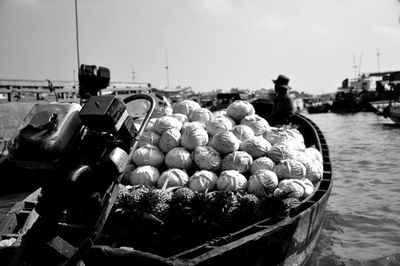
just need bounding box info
[0,215,18,240]
[46,236,77,260]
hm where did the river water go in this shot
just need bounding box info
[305,112,400,266]
[1,111,400,265]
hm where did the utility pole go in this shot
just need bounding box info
[165,49,170,89]
[74,0,80,72]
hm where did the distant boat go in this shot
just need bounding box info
[331,71,400,113]
[306,104,331,114]
[369,99,400,124]
[385,103,400,124]
[304,98,332,114]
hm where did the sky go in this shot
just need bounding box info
[0,0,400,95]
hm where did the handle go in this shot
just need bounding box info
[123,94,155,153]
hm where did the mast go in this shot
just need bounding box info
[377,49,381,72]
[352,54,358,79]
[358,51,363,77]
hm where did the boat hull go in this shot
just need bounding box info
[306,104,331,114]
[388,106,400,124]
[81,113,334,266]
[368,100,400,124]
[0,112,332,266]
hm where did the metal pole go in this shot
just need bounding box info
[73,70,76,83]
[377,49,381,73]
[75,0,81,72]
[358,51,363,77]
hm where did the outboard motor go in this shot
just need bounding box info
[8,65,155,266]
[5,64,112,178]
[7,102,83,171]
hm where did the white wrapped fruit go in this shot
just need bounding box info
[188,170,218,192]
[181,121,205,132]
[212,110,228,118]
[171,113,189,124]
[275,178,314,198]
[295,151,323,184]
[307,163,323,184]
[206,116,235,136]
[230,125,255,142]
[210,131,240,155]
[181,126,209,151]
[274,179,306,199]
[275,159,306,180]
[165,147,193,171]
[285,128,305,145]
[250,157,276,175]
[226,100,255,121]
[221,151,253,174]
[283,139,306,152]
[240,114,271,136]
[159,128,181,153]
[281,128,305,151]
[192,146,222,172]
[153,105,173,118]
[189,108,214,125]
[137,131,161,148]
[247,170,279,198]
[157,168,189,188]
[240,136,271,159]
[127,165,160,187]
[299,178,315,197]
[263,128,291,146]
[131,144,164,168]
[153,116,182,135]
[267,143,298,163]
[217,170,247,192]
[173,100,201,116]
[264,127,305,151]
[305,146,323,164]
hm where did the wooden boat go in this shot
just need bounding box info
[384,104,400,124]
[306,104,331,114]
[0,89,157,265]
[0,109,333,266]
[0,189,41,265]
[305,101,331,114]
[332,71,400,113]
[369,100,400,124]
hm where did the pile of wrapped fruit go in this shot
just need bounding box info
[101,99,323,253]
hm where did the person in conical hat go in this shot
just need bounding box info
[268,74,295,126]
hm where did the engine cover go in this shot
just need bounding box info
[7,102,83,169]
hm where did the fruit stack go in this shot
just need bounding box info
[102,99,324,254]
